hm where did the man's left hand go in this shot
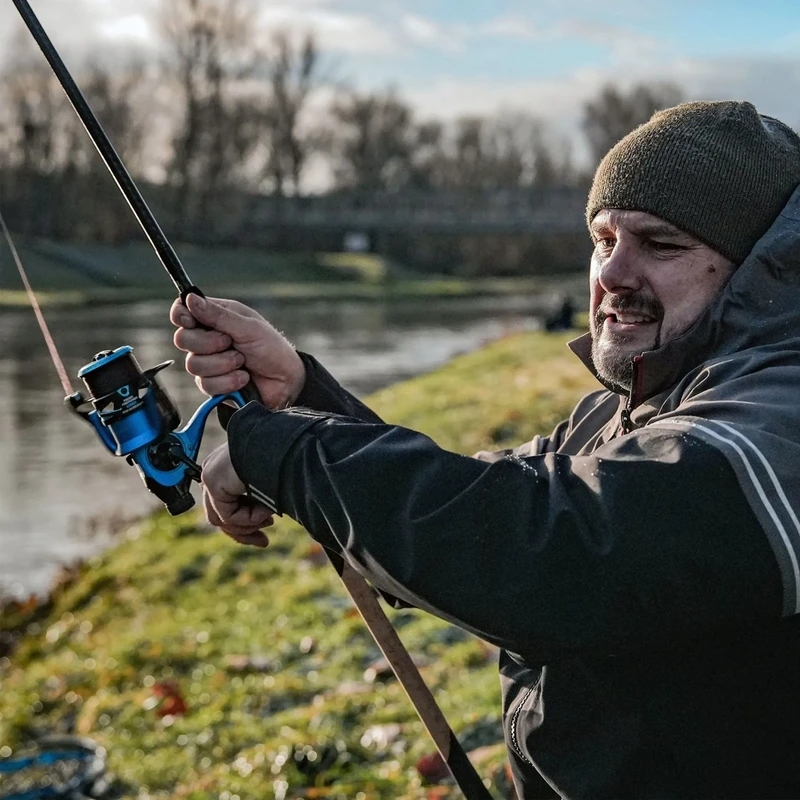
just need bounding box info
[201,443,274,547]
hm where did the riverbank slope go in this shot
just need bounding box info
[0,327,598,799]
[0,240,586,309]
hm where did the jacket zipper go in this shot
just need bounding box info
[510,686,536,767]
[620,355,644,435]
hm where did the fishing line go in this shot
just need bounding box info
[0,206,73,396]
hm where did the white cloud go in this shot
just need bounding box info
[0,0,158,59]
[97,15,152,44]
[671,56,800,127]
[0,0,398,59]
[401,14,442,44]
[258,6,400,55]
[481,13,666,65]
[481,14,542,40]
[555,20,664,63]
[404,55,800,164]
[399,13,468,52]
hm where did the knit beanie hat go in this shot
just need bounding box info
[586,101,800,264]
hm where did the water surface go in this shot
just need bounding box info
[0,295,549,597]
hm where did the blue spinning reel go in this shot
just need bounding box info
[67,346,244,515]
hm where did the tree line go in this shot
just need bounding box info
[0,0,684,247]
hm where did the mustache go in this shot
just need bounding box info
[595,293,664,327]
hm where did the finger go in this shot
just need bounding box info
[225,503,275,529]
[169,297,196,330]
[204,498,269,546]
[204,490,224,528]
[203,489,257,525]
[220,519,267,535]
[194,370,250,398]
[205,487,241,525]
[225,530,270,548]
[174,326,233,355]
[186,350,245,379]
[172,296,266,330]
[220,521,270,538]
[205,296,266,321]
[185,294,265,345]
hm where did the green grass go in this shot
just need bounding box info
[0,236,586,309]
[316,253,389,283]
[0,275,586,310]
[0,327,597,799]
[1,241,364,292]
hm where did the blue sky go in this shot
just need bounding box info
[332,0,800,86]
[3,0,800,162]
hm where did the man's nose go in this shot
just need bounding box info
[596,243,642,295]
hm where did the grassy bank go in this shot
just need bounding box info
[0,275,587,310]
[0,239,586,309]
[0,327,598,799]
[0,237,587,310]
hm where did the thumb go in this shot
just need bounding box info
[185,294,259,343]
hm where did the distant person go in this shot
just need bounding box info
[171,102,800,799]
[544,294,575,332]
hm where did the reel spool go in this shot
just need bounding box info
[67,346,244,515]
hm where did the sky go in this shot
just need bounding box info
[3,0,800,162]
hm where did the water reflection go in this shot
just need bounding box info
[0,294,543,596]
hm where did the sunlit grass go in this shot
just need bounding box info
[316,253,390,283]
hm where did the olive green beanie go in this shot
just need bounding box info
[586,101,800,264]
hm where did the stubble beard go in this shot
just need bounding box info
[590,293,664,392]
[591,332,637,391]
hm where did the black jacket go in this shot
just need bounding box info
[227,190,800,798]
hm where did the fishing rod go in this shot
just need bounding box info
[10,2,493,796]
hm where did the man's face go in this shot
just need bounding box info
[589,209,736,391]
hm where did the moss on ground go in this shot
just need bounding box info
[0,327,598,799]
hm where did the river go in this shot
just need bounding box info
[0,293,554,598]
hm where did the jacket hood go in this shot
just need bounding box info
[569,182,800,402]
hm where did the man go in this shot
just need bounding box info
[171,101,800,798]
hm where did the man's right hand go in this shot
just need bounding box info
[169,294,306,408]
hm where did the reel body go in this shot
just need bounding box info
[67,346,244,515]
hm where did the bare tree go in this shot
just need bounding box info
[413,112,573,191]
[159,0,259,235]
[582,82,683,165]
[0,27,153,241]
[261,31,324,198]
[529,124,574,187]
[406,119,444,188]
[62,60,151,240]
[1,35,74,237]
[328,88,416,195]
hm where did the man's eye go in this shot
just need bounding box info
[595,238,615,250]
[649,240,683,252]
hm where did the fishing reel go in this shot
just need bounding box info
[66,346,244,515]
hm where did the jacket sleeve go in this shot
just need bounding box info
[473,418,572,463]
[294,352,384,423]
[227,403,783,661]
